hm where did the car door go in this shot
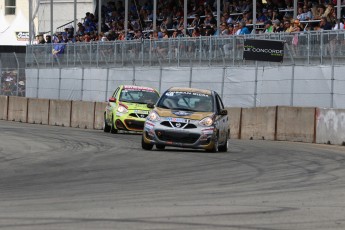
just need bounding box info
[214,93,228,144]
[106,86,120,122]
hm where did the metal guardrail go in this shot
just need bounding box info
[25,30,345,68]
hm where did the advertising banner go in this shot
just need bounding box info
[243,39,284,62]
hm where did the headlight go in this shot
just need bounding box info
[147,111,160,122]
[117,105,128,113]
[199,117,214,127]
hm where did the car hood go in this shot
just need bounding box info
[121,102,150,110]
[155,107,214,120]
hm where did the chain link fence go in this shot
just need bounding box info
[25,30,345,68]
[0,53,26,97]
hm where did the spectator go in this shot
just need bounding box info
[236,21,250,35]
[242,10,253,24]
[291,19,302,33]
[323,3,336,23]
[204,13,217,27]
[37,35,46,44]
[264,20,274,33]
[190,14,201,28]
[219,22,230,36]
[319,16,333,30]
[298,5,312,21]
[314,4,326,20]
[273,19,284,32]
[76,22,85,36]
[257,9,269,23]
[233,22,240,34]
[45,35,52,43]
[333,19,344,30]
[52,35,65,58]
[284,20,293,32]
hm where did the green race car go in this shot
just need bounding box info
[104,85,160,133]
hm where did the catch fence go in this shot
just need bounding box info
[25,30,345,68]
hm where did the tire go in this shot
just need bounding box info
[103,113,111,133]
[142,135,153,150]
[110,116,118,134]
[156,144,165,150]
[206,135,218,153]
[218,134,228,152]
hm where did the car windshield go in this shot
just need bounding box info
[119,89,159,104]
[157,91,213,112]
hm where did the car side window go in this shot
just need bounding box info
[215,94,224,113]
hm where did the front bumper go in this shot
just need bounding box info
[115,110,149,131]
[143,120,217,150]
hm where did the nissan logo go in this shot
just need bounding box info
[175,123,181,128]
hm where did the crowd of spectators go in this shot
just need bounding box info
[0,71,25,97]
[35,0,345,45]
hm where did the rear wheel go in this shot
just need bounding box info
[156,144,165,150]
[103,113,111,132]
[142,135,154,150]
[110,116,118,134]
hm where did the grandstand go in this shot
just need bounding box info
[1,1,345,108]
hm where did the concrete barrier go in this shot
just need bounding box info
[226,107,241,139]
[71,101,95,129]
[316,108,345,145]
[5,95,345,146]
[277,106,316,143]
[94,102,107,130]
[28,98,49,125]
[0,96,8,120]
[49,99,72,127]
[240,107,277,140]
[7,96,28,122]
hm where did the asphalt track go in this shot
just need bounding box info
[0,120,345,230]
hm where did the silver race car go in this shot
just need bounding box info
[142,87,229,152]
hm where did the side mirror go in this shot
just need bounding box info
[219,109,228,115]
[109,97,116,102]
[147,103,155,109]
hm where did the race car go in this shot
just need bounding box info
[142,87,229,152]
[104,85,160,133]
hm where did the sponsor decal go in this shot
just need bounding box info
[145,121,155,127]
[16,32,29,41]
[134,110,149,114]
[165,91,210,97]
[243,39,284,62]
[123,85,155,92]
[166,117,188,123]
[172,111,193,116]
[116,112,124,116]
[202,128,215,135]
[145,123,154,130]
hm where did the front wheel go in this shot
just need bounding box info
[110,116,118,134]
[218,134,228,152]
[206,135,218,153]
[103,114,111,132]
[142,136,153,150]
